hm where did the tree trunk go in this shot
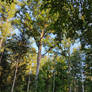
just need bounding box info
[27,74,31,92]
[82,82,84,92]
[0,39,3,63]
[0,39,3,49]
[35,41,42,81]
[0,52,3,63]
[69,85,72,92]
[68,53,72,92]
[81,62,84,92]
[35,30,44,91]
[74,79,77,92]
[69,65,71,92]
[53,71,55,92]
[11,62,18,92]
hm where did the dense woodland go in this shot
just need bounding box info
[0,0,92,92]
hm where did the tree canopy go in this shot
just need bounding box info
[0,0,92,92]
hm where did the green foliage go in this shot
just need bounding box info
[0,0,92,92]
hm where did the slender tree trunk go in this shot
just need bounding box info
[11,62,18,92]
[76,80,78,92]
[35,30,44,91]
[68,53,72,92]
[69,85,72,92]
[0,39,3,63]
[53,55,57,92]
[35,42,42,80]
[53,71,55,92]
[68,66,71,92]
[82,81,84,92]
[74,79,77,92]
[27,74,31,92]
[0,52,3,63]
[69,67,71,92]
[0,39,3,49]
[82,74,84,92]
[81,62,84,92]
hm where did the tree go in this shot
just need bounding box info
[5,30,34,92]
[0,0,17,63]
[12,0,57,90]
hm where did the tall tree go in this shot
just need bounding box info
[0,0,17,63]
[12,0,57,90]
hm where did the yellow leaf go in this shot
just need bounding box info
[81,15,85,21]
